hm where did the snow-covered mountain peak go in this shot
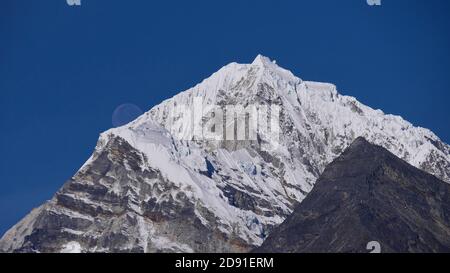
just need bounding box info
[250,54,300,87]
[148,57,449,183]
[1,56,449,253]
[251,54,272,66]
[147,55,303,116]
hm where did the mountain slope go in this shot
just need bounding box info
[1,55,449,252]
[256,137,450,253]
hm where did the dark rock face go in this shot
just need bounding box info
[256,137,450,253]
[0,136,250,253]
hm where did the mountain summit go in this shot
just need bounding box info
[1,56,449,252]
[256,137,450,253]
[252,54,271,65]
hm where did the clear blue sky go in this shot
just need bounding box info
[1,0,449,235]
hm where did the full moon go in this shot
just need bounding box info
[112,103,144,128]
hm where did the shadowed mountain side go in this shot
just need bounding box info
[255,137,450,253]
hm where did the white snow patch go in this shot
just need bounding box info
[60,241,82,253]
